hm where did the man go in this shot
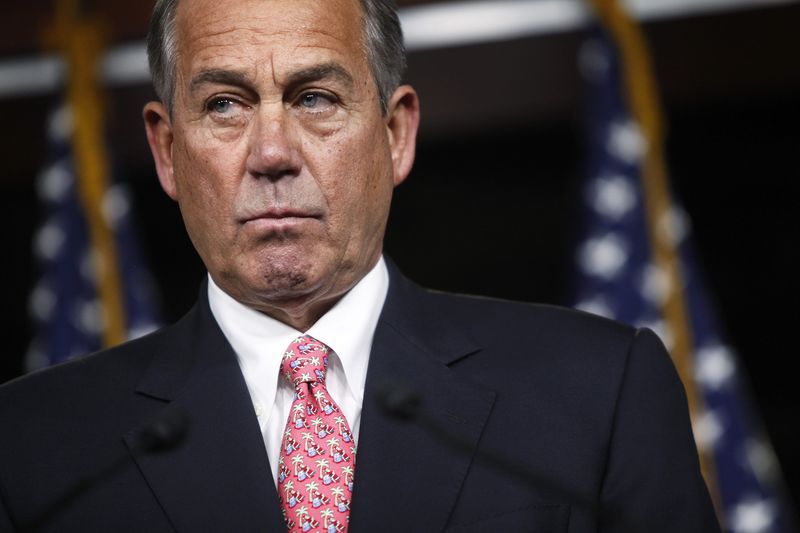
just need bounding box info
[0,0,720,531]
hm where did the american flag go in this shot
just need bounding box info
[26,102,160,370]
[572,25,795,532]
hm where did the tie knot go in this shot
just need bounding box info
[281,335,330,388]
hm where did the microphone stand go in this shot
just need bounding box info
[20,405,190,533]
[376,382,637,533]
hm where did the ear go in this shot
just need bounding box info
[143,101,178,200]
[385,85,420,187]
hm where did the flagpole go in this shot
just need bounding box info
[586,0,724,522]
[43,0,126,348]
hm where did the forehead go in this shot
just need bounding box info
[174,0,367,80]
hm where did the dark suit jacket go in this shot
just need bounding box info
[0,265,719,532]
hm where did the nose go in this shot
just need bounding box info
[245,107,302,181]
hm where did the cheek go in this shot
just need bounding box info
[170,141,238,247]
[325,144,394,235]
[173,132,240,205]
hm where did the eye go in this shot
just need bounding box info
[207,97,237,115]
[298,92,336,111]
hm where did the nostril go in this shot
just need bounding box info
[245,146,302,181]
[255,167,300,183]
[245,115,303,179]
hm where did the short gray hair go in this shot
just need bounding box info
[146,0,406,114]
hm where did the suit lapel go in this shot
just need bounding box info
[120,266,494,532]
[349,267,496,532]
[124,291,285,532]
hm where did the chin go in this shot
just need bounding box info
[214,246,356,309]
[257,270,313,295]
[243,258,325,301]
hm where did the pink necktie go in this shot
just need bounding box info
[277,336,355,533]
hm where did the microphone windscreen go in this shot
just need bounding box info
[375,381,422,421]
[134,405,190,453]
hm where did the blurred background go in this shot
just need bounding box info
[1,0,798,530]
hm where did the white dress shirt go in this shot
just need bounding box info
[207,257,389,485]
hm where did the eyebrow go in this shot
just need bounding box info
[189,69,252,94]
[283,63,355,90]
[189,63,355,95]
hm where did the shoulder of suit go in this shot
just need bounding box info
[401,288,669,421]
[417,287,645,363]
[0,307,193,407]
[426,287,633,335]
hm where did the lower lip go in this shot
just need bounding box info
[243,216,318,232]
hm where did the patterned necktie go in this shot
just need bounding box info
[277,336,356,533]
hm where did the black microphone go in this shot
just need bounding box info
[375,381,421,421]
[130,404,190,454]
[21,405,190,532]
[376,382,637,533]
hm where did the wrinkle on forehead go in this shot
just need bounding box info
[179,17,366,79]
[176,0,363,52]
[172,0,375,111]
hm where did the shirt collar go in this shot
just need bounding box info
[306,258,388,405]
[207,257,389,415]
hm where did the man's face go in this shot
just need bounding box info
[144,0,418,328]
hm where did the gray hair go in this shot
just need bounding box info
[146,0,406,114]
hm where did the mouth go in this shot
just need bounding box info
[239,208,322,232]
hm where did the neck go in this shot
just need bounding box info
[255,297,339,332]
